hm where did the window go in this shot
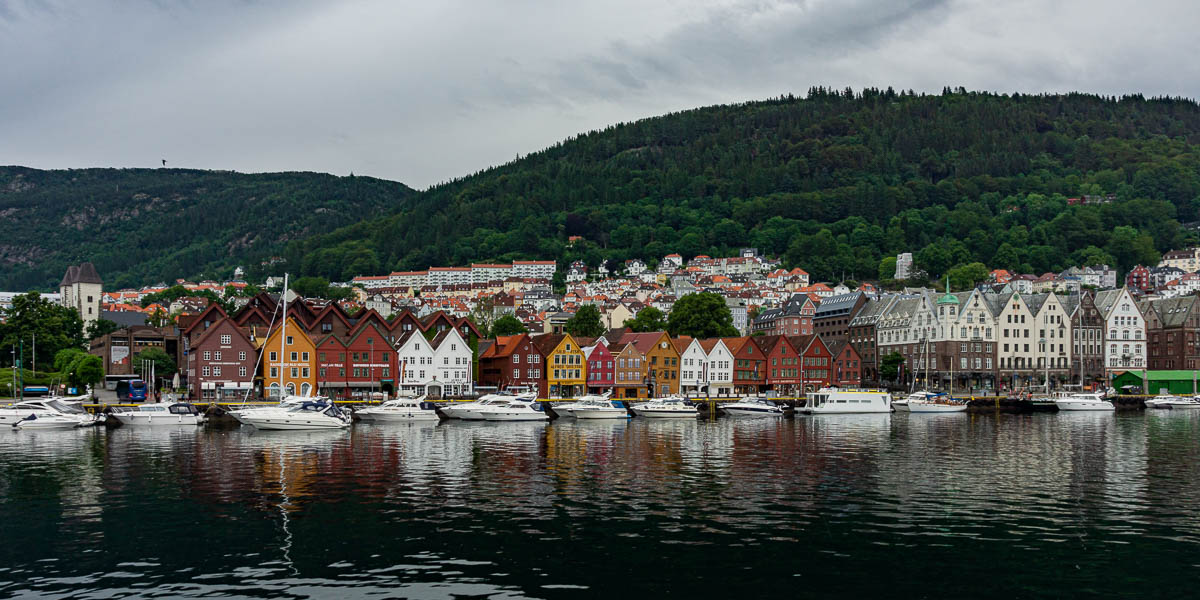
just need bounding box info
[203,351,211,361]
[302,368,309,378]
[286,336,293,345]
[290,367,298,378]
[201,366,210,376]
[302,352,309,361]
[270,367,278,378]
[213,366,222,376]
[239,366,247,377]
[220,334,231,345]
[214,351,222,361]
[239,351,247,361]
[513,354,520,363]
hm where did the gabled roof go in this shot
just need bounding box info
[182,302,229,338]
[670,336,694,353]
[74,262,102,284]
[190,317,252,349]
[618,331,672,355]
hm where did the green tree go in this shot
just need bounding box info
[133,347,177,382]
[666,293,738,338]
[946,262,990,290]
[53,348,103,390]
[880,352,905,383]
[564,304,606,338]
[86,318,121,342]
[0,292,84,369]
[490,314,528,337]
[878,256,897,281]
[624,306,667,332]
[468,297,497,338]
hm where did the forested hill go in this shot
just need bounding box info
[288,88,1200,283]
[0,167,413,290]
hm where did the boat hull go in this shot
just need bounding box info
[356,411,440,422]
[630,409,697,418]
[480,412,549,421]
[239,417,349,430]
[907,403,968,413]
[571,409,630,419]
[1164,402,1200,410]
[1054,401,1114,411]
[110,414,205,426]
[13,418,83,429]
[892,401,911,412]
[723,407,784,417]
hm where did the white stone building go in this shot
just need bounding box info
[59,262,103,328]
[1095,288,1147,375]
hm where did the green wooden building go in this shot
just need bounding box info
[1111,370,1200,395]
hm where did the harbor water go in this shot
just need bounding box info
[2,411,1199,598]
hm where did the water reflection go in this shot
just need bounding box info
[2,414,1200,598]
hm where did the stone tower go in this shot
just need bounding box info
[59,262,103,328]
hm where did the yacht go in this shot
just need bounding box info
[571,398,631,420]
[0,398,100,427]
[893,390,934,412]
[1143,393,1177,409]
[355,396,440,422]
[629,397,699,418]
[442,391,538,420]
[722,398,786,417]
[907,392,968,413]
[1053,392,1114,412]
[227,395,310,424]
[554,394,621,418]
[12,413,91,429]
[1148,395,1200,409]
[237,400,352,430]
[476,399,550,421]
[799,388,892,414]
[109,402,206,426]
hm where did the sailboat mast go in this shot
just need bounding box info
[279,273,288,396]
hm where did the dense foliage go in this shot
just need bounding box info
[0,167,413,290]
[666,293,739,338]
[0,292,84,368]
[564,305,606,338]
[290,88,1200,282]
[490,315,528,337]
[624,307,667,332]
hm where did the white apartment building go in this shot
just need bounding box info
[471,263,512,283]
[430,328,474,397]
[512,260,556,280]
[700,339,734,396]
[1096,288,1147,375]
[388,271,427,289]
[426,267,471,287]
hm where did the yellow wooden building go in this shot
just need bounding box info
[532,333,587,398]
[261,316,317,398]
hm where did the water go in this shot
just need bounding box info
[2,412,1199,599]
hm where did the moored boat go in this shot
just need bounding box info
[109,402,206,426]
[476,399,550,421]
[442,392,538,420]
[355,396,440,422]
[907,392,968,413]
[1054,392,1114,412]
[237,400,352,430]
[12,413,89,429]
[722,398,785,417]
[571,399,630,419]
[799,388,892,414]
[629,397,698,418]
[0,399,99,427]
[1143,393,1176,409]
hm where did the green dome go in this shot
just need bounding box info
[936,292,959,305]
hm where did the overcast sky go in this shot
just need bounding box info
[1,0,1197,188]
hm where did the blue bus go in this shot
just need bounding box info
[129,379,148,401]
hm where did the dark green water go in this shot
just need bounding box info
[2,412,1199,599]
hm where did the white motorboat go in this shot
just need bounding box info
[552,393,611,418]
[629,397,698,418]
[237,400,352,430]
[571,399,630,420]
[109,402,206,426]
[892,390,934,412]
[1054,392,1114,412]
[1151,395,1200,409]
[355,396,440,422]
[227,395,310,424]
[799,388,892,414]
[476,399,550,421]
[722,398,786,417]
[0,398,99,426]
[1143,393,1177,409]
[442,391,538,420]
[907,392,968,413]
[12,413,88,429]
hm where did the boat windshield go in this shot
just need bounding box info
[47,400,85,414]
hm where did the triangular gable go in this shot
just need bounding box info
[345,318,392,347]
[308,303,352,332]
[421,310,456,331]
[234,304,273,328]
[388,308,423,334]
[286,298,318,328]
[182,302,229,339]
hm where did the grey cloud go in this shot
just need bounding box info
[0,0,1197,188]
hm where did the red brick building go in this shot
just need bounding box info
[187,318,257,401]
[479,333,546,395]
[725,336,766,395]
[584,341,614,394]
